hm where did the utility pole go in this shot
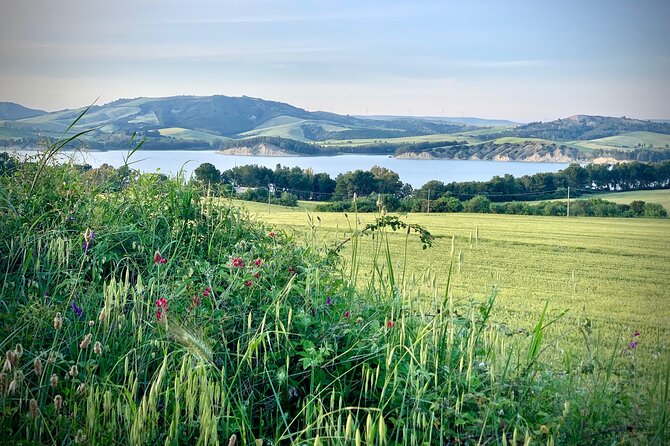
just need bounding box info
[427,189,431,214]
[567,186,570,217]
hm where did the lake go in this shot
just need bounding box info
[9,149,569,187]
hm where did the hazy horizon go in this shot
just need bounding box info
[1,0,668,122]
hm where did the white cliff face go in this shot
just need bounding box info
[217,143,299,157]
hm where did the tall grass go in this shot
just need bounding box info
[0,149,667,444]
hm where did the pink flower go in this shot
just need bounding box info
[156,297,168,309]
[387,320,394,328]
[254,258,262,267]
[245,280,253,287]
[288,267,296,275]
[156,310,163,321]
[633,331,640,337]
[344,310,350,318]
[203,287,211,297]
[253,272,260,278]
[154,251,167,264]
[232,257,244,268]
[268,231,276,238]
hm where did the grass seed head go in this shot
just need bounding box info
[54,395,63,411]
[33,357,42,376]
[53,312,63,330]
[50,373,58,388]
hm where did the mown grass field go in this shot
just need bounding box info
[235,199,670,369]
[587,189,670,211]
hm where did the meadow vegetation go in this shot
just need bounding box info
[0,146,668,445]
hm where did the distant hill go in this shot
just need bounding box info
[361,115,521,127]
[0,102,47,120]
[479,115,670,141]
[1,96,670,163]
[3,95,474,143]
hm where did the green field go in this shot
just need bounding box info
[586,189,670,210]
[570,131,670,151]
[235,199,670,363]
[320,133,480,147]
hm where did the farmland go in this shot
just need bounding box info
[237,199,670,365]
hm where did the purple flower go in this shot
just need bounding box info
[628,341,638,349]
[70,301,85,320]
[327,296,332,306]
[633,331,640,337]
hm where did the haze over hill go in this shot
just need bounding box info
[1,95,670,163]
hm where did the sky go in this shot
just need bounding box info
[0,0,668,122]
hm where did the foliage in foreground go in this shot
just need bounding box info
[0,154,668,445]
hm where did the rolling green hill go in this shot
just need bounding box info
[2,96,670,162]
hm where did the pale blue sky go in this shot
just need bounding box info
[1,0,668,121]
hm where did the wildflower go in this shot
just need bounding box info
[88,320,94,327]
[633,331,640,337]
[50,373,58,388]
[33,357,43,376]
[69,365,78,377]
[327,296,332,305]
[288,266,296,275]
[203,287,211,297]
[94,341,102,355]
[245,280,253,287]
[79,333,92,350]
[628,341,638,349]
[254,258,262,267]
[253,271,260,278]
[54,395,63,411]
[268,231,276,238]
[29,398,39,418]
[387,320,394,328]
[156,297,168,309]
[344,310,350,318]
[70,301,85,320]
[154,251,167,264]
[232,257,244,268]
[156,310,163,321]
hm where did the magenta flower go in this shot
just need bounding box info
[154,251,167,264]
[633,331,640,337]
[245,280,253,287]
[203,287,211,297]
[156,297,168,309]
[254,258,262,267]
[232,257,244,268]
[628,341,638,349]
[344,310,350,318]
[268,231,276,238]
[327,296,332,305]
[387,320,394,328]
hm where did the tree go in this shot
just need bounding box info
[370,165,403,195]
[194,163,221,185]
[463,195,491,213]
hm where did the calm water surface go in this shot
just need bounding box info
[11,150,569,187]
